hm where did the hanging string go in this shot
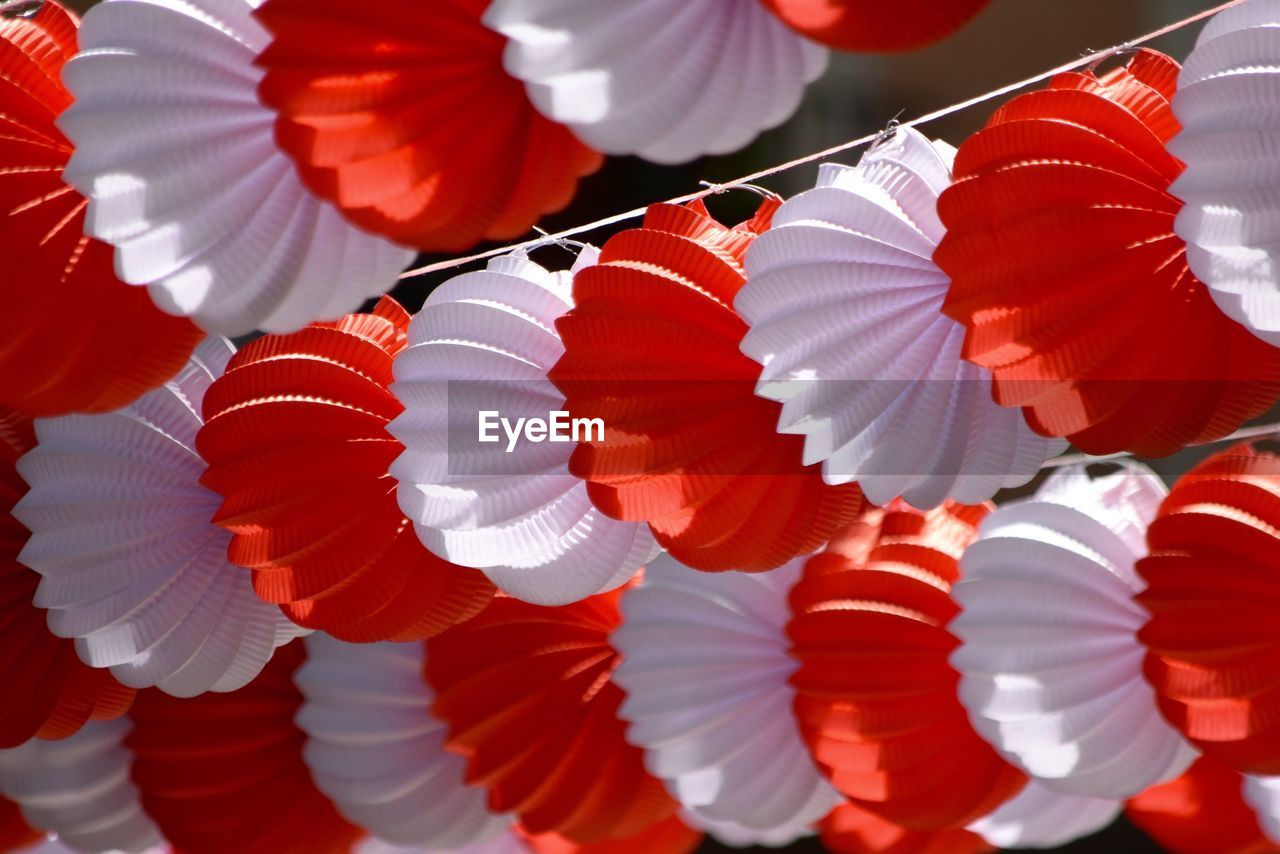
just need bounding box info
[399,0,1241,281]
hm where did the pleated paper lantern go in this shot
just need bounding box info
[0,797,38,854]
[1127,755,1276,854]
[58,0,414,336]
[0,719,161,853]
[0,412,133,748]
[787,501,1027,829]
[951,463,1197,798]
[0,0,201,416]
[254,0,603,252]
[1246,774,1280,846]
[14,338,300,698]
[126,641,363,854]
[524,814,703,854]
[759,0,991,52]
[967,781,1120,850]
[550,199,867,571]
[1138,443,1280,775]
[612,554,840,842]
[486,0,827,165]
[936,49,1280,457]
[198,297,495,641]
[295,635,509,849]
[682,811,818,849]
[820,803,991,854]
[389,250,656,605]
[739,127,1063,508]
[425,588,679,844]
[1171,0,1280,346]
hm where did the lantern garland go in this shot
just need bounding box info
[550,199,867,572]
[935,48,1280,457]
[0,0,201,416]
[739,126,1063,508]
[197,297,496,641]
[13,339,300,698]
[951,463,1197,798]
[58,0,414,337]
[485,0,828,165]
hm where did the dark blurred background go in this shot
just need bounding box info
[59,0,1243,850]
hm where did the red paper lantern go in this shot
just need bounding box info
[0,0,201,417]
[1138,443,1280,775]
[198,297,494,642]
[936,49,1280,457]
[0,411,133,747]
[821,803,993,854]
[787,501,1027,829]
[549,199,866,571]
[254,0,602,252]
[1127,755,1275,854]
[425,587,678,844]
[126,641,363,854]
[760,0,991,52]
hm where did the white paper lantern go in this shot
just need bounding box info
[0,719,160,854]
[388,250,657,605]
[967,780,1120,850]
[485,0,827,165]
[295,635,510,850]
[739,127,1063,508]
[951,463,1197,798]
[1171,0,1280,346]
[14,338,298,697]
[612,554,840,839]
[58,0,414,336]
[1244,773,1280,845]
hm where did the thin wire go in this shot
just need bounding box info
[399,0,1241,281]
[1042,420,1280,470]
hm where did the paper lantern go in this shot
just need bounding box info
[524,814,703,854]
[682,811,819,849]
[1138,442,1280,775]
[759,0,991,52]
[787,501,1027,829]
[739,127,1063,508]
[198,297,494,641]
[820,803,991,854]
[254,0,602,252]
[486,0,827,164]
[0,0,200,415]
[951,463,1197,797]
[58,0,414,336]
[14,338,300,698]
[389,250,656,605]
[425,588,679,844]
[936,49,1280,457]
[550,199,866,571]
[1245,774,1280,847]
[612,554,840,841]
[0,719,161,853]
[967,780,1120,849]
[127,641,362,854]
[0,411,134,749]
[295,635,509,849]
[0,796,38,853]
[1171,0,1280,346]
[1127,755,1276,854]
